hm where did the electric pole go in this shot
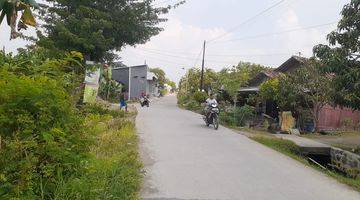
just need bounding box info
[200,40,206,91]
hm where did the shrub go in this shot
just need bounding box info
[234,105,255,127]
[82,103,126,118]
[185,100,202,112]
[193,91,207,104]
[219,111,236,126]
[341,118,354,130]
[0,70,89,199]
[177,92,190,106]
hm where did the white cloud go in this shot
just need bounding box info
[118,16,233,83]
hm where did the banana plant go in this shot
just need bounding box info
[0,0,38,39]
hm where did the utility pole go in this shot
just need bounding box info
[200,40,206,91]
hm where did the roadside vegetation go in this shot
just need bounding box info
[54,104,142,200]
[0,51,142,199]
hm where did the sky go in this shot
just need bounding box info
[0,0,350,83]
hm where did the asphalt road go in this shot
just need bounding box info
[136,95,360,200]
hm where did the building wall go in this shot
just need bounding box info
[112,67,129,91]
[112,65,148,99]
[318,105,360,130]
[130,66,147,99]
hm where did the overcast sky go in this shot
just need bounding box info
[0,0,350,83]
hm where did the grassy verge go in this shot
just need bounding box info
[250,136,360,191]
[54,106,142,200]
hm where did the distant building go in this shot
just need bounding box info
[112,63,158,99]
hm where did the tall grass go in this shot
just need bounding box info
[53,111,142,200]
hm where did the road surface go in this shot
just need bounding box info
[136,95,359,200]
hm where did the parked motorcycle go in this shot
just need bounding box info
[204,103,220,130]
[140,96,150,107]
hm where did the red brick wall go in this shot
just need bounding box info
[318,105,360,130]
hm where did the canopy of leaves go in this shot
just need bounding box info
[179,67,219,94]
[150,67,166,86]
[218,61,268,97]
[38,0,183,62]
[313,0,360,110]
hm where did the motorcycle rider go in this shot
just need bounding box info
[204,93,218,118]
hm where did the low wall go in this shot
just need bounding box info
[330,147,360,179]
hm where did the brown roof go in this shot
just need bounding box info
[274,56,307,73]
[241,56,308,91]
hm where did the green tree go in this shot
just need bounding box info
[166,78,176,90]
[313,0,360,109]
[0,0,38,39]
[260,60,332,132]
[38,0,184,62]
[150,67,166,87]
[219,61,267,98]
[179,67,218,94]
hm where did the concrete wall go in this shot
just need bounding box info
[112,65,148,99]
[330,147,360,179]
[112,67,129,90]
[130,65,147,99]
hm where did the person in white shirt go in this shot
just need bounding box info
[204,93,218,117]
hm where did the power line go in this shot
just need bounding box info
[137,48,286,65]
[207,0,286,43]
[138,47,292,59]
[210,22,336,43]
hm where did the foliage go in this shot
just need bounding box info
[193,91,207,104]
[0,70,90,199]
[0,0,38,39]
[218,62,267,98]
[53,113,142,200]
[166,79,176,90]
[219,105,255,127]
[150,67,166,87]
[259,60,332,131]
[38,0,184,62]
[233,105,255,127]
[313,0,360,110]
[0,49,85,100]
[98,66,122,102]
[289,60,332,131]
[81,103,126,119]
[178,67,219,94]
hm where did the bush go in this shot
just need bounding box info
[219,111,236,126]
[185,100,202,112]
[193,91,207,104]
[0,70,89,199]
[82,103,126,118]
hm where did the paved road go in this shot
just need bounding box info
[136,96,360,200]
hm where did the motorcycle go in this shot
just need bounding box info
[140,96,150,107]
[204,103,220,130]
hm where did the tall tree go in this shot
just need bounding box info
[313,0,360,110]
[38,0,184,62]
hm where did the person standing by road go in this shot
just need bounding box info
[120,89,128,112]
